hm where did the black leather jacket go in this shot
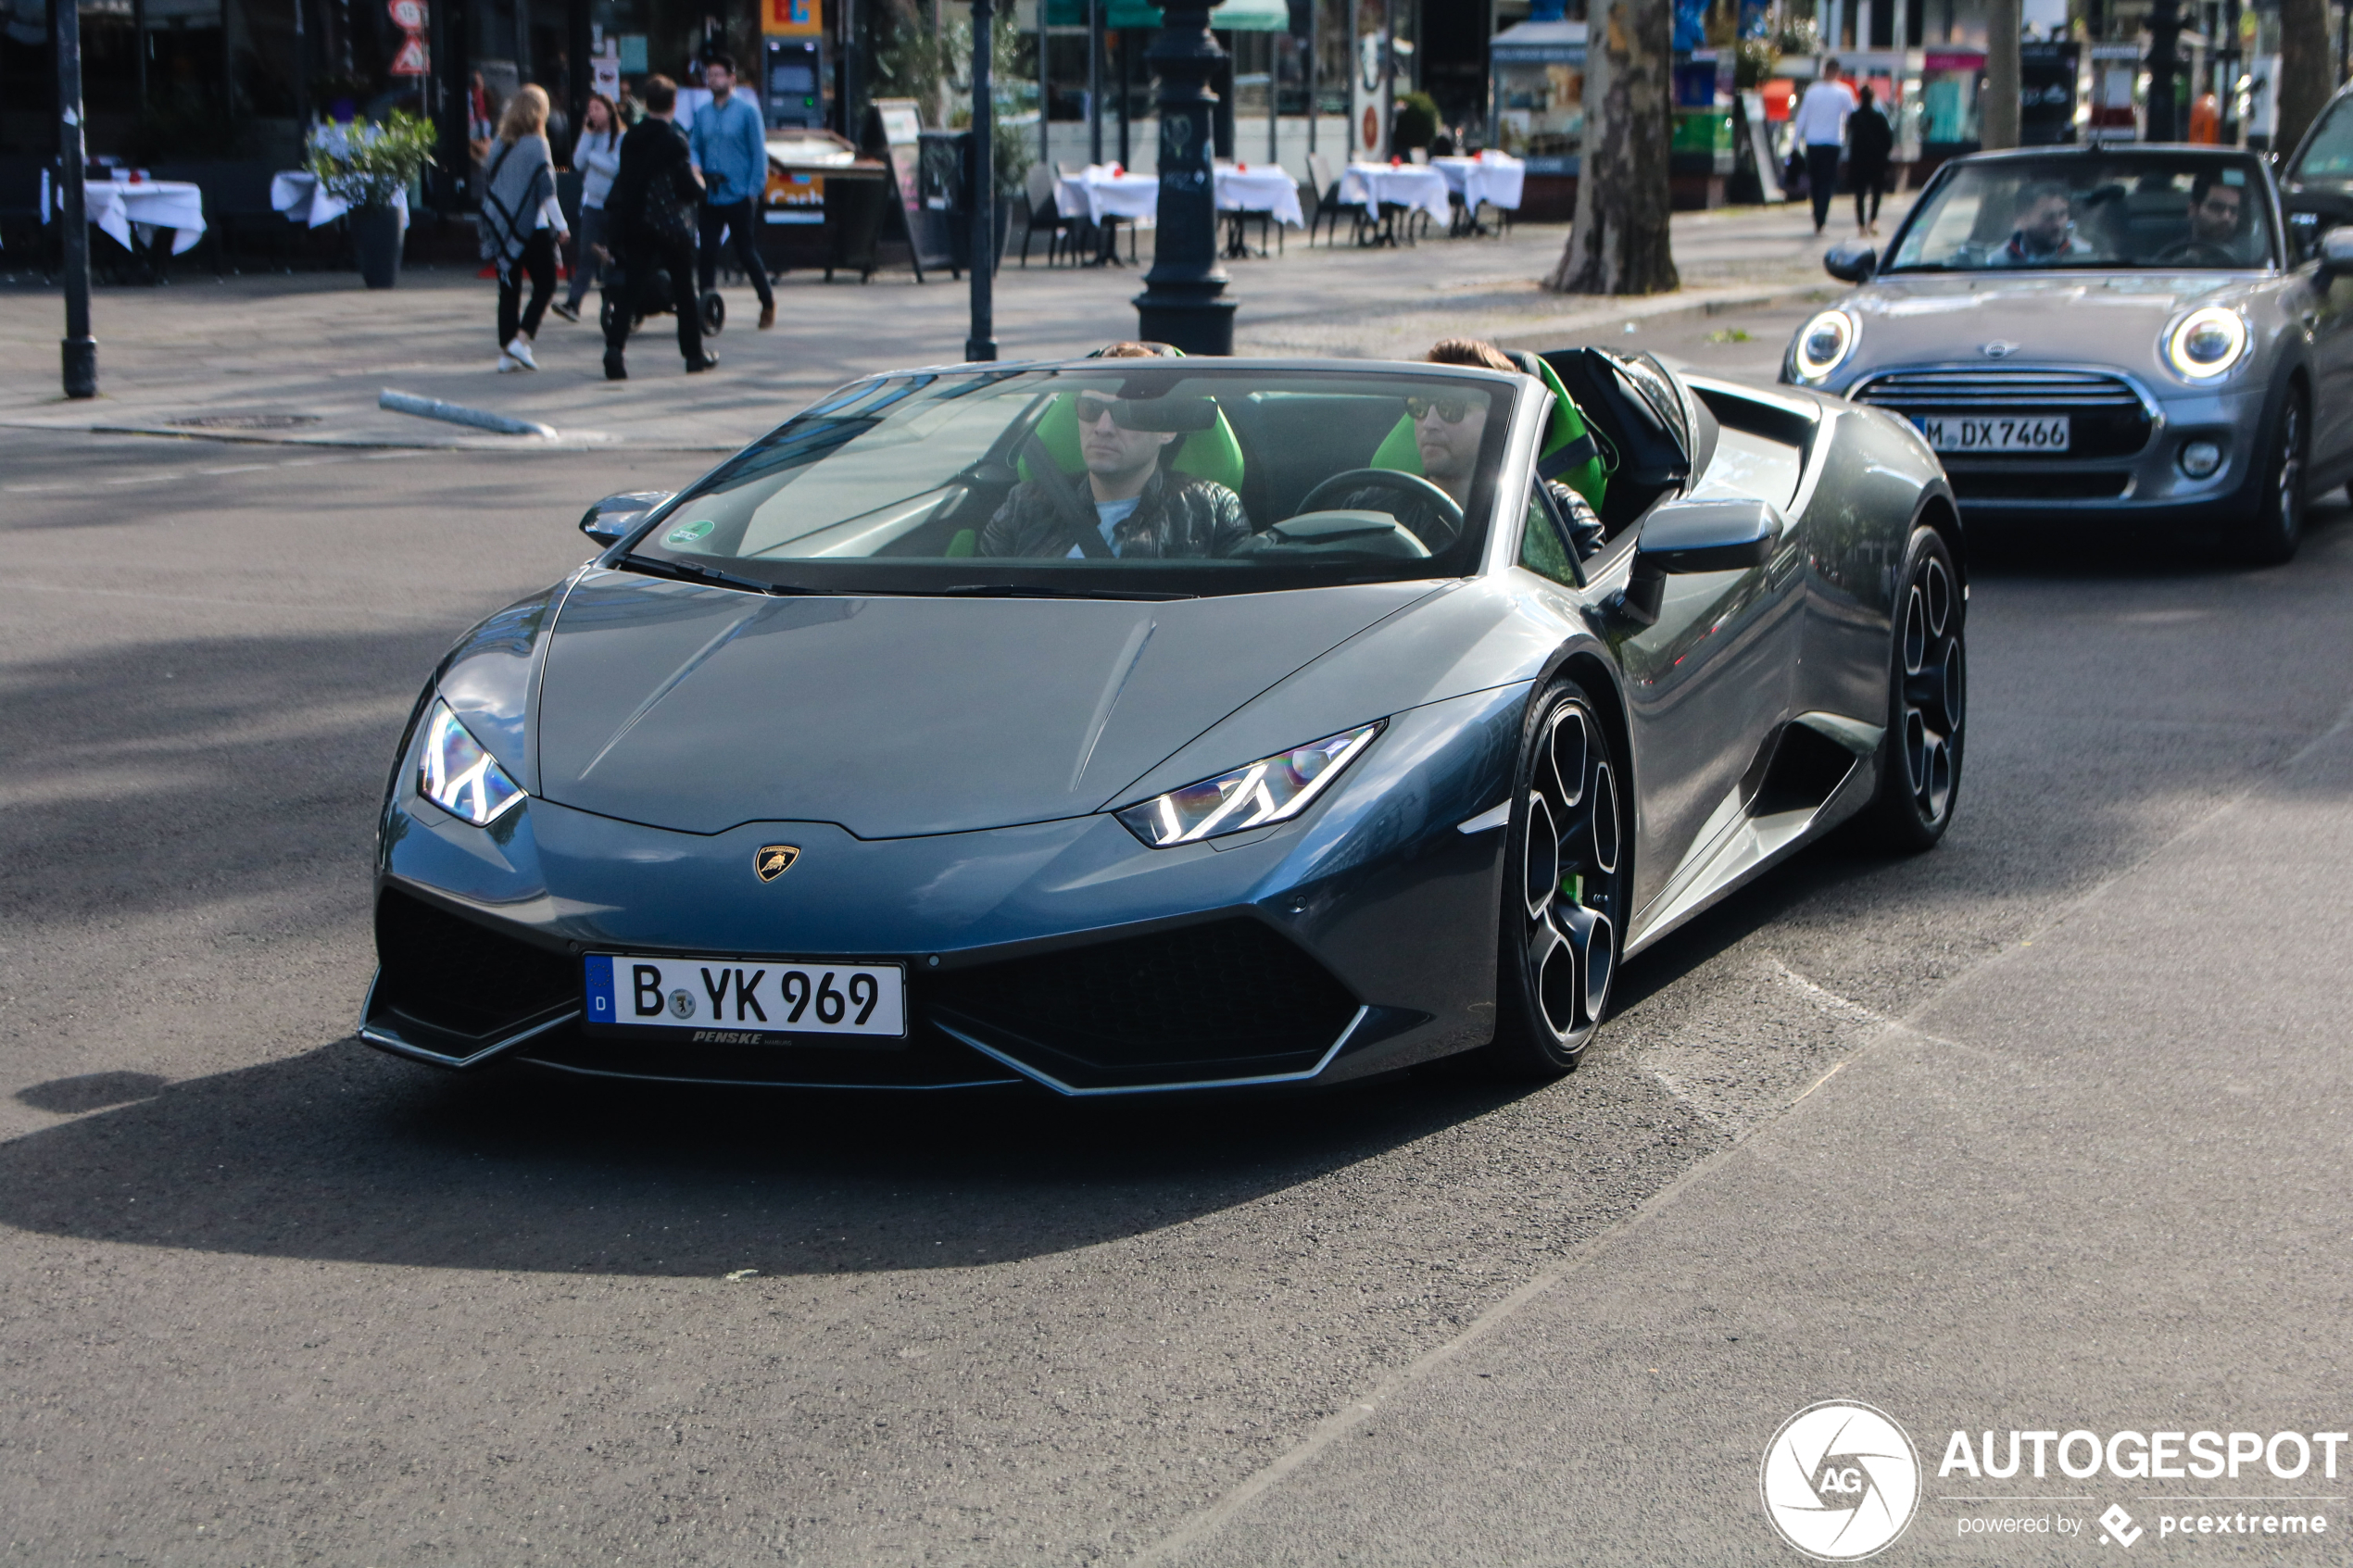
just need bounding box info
[977,463,1254,560]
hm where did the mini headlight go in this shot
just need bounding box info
[417,700,525,825]
[1115,722,1383,847]
[1791,309,1858,383]
[2164,307,2248,380]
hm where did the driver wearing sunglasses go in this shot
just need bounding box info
[977,342,1252,561]
[1329,339,1604,556]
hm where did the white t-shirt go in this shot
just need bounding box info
[1065,495,1144,558]
[1792,79,1858,147]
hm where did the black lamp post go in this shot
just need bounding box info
[1133,0,1234,355]
[53,0,95,398]
[966,0,998,362]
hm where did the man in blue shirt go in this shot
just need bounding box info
[688,53,776,329]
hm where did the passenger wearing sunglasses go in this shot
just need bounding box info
[977,344,1252,561]
[1332,339,1604,557]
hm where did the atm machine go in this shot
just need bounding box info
[763,37,827,130]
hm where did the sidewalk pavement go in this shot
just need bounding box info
[0,199,1900,452]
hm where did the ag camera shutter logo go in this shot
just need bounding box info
[1761,1401,1922,1560]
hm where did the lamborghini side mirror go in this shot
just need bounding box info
[581,490,673,546]
[1823,240,1878,283]
[1617,497,1785,626]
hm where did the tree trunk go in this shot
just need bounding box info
[1544,0,1678,296]
[2277,0,2333,157]
[1981,0,2020,149]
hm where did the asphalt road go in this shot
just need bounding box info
[3,419,2349,1566]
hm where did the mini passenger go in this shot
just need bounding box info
[977,343,1252,559]
[1333,339,1603,558]
[1993,182,2094,266]
[2165,172,2247,262]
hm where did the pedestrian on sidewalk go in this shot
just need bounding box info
[481,83,570,372]
[1848,84,1893,238]
[602,73,715,380]
[688,53,777,332]
[1792,59,1856,238]
[553,92,622,323]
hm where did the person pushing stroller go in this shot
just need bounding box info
[600,73,719,380]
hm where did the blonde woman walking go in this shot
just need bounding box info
[480,83,570,371]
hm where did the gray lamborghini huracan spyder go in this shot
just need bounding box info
[364,350,1963,1095]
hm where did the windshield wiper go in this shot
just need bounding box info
[936,583,1197,601]
[618,555,816,596]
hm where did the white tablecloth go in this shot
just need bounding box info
[1055,167,1159,227]
[1338,163,1453,229]
[44,175,207,254]
[1431,153,1526,212]
[271,169,410,231]
[1214,165,1303,229]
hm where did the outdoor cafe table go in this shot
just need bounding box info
[271,169,409,231]
[1431,152,1526,232]
[1055,165,1158,265]
[1214,163,1303,257]
[1338,162,1453,243]
[44,172,208,254]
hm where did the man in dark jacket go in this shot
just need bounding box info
[1847,84,1894,237]
[600,73,715,381]
[978,385,1252,559]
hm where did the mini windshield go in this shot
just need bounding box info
[1887,154,2278,272]
[619,366,1520,598]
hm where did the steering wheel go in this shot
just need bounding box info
[1292,469,1466,548]
[2160,239,2238,266]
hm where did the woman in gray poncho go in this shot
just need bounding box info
[482,84,570,371]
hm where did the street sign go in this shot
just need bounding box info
[387,0,424,29]
[390,34,430,74]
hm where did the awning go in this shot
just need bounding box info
[1045,0,1292,31]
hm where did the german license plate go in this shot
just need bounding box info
[1915,413,2070,453]
[585,954,907,1041]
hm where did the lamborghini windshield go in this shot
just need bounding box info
[618,365,1521,597]
[1887,153,2279,272]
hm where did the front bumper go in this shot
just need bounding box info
[1832,364,2268,521]
[364,684,1526,1094]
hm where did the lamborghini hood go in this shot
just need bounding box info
[532,571,1438,837]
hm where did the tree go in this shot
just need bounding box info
[1546,0,1677,295]
[2277,0,2333,157]
[1982,0,2020,148]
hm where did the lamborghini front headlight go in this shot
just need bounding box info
[417,700,525,825]
[1115,723,1383,847]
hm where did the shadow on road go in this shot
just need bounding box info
[0,1036,1543,1278]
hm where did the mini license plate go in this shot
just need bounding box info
[584,954,907,1041]
[1915,413,2070,453]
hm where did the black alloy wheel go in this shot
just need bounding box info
[1864,525,1967,851]
[1491,679,1628,1077]
[2243,387,2306,564]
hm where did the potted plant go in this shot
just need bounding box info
[305,109,437,289]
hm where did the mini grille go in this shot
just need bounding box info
[1949,470,2132,500]
[928,918,1360,1078]
[374,889,577,1041]
[1855,367,2153,462]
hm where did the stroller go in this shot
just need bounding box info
[597,249,725,341]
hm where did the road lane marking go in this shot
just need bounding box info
[1136,686,2353,1566]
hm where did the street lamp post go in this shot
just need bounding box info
[1133,1,1235,355]
[53,0,95,399]
[966,0,998,362]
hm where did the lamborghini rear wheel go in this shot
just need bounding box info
[1862,524,1966,852]
[1489,679,1628,1079]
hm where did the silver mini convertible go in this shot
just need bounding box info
[1782,144,2351,561]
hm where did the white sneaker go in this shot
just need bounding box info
[497,353,524,373]
[505,335,538,370]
